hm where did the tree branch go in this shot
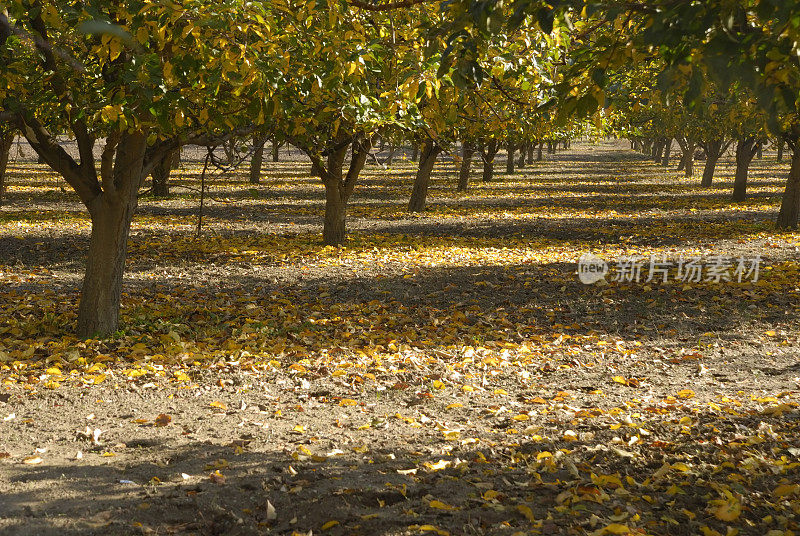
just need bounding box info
[347,0,431,11]
[100,131,120,193]
[17,114,99,205]
[29,5,97,182]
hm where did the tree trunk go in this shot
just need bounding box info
[408,141,440,212]
[76,132,146,338]
[756,142,763,159]
[457,141,474,191]
[249,136,267,184]
[316,135,374,245]
[272,138,280,162]
[733,138,757,202]
[684,145,695,177]
[323,182,347,246]
[651,139,662,161]
[385,144,395,166]
[777,147,800,229]
[777,141,784,163]
[77,194,136,337]
[526,143,535,165]
[411,143,419,162]
[700,155,719,187]
[516,143,526,168]
[481,139,498,182]
[151,145,180,196]
[661,139,672,166]
[536,142,544,161]
[505,141,515,174]
[222,140,236,166]
[0,130,13,206]
[677,139,695,177]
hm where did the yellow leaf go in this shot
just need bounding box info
[671,462,691,472]
[339,399,357,406]
[413,525,449,536]
[591,473,624,489]
[710,497,741,521]
[677,389,695,399]
[154,414,172,427]
[321,520,339,530]
[292,425,306,434]
[430,499,458,510]
[209,401,227,410]
[602,524,631,534]
[483,490,500,501]
[516,504,536,523]
[441,430,460,440]
[612,376,627,384]
[773,484,799,497]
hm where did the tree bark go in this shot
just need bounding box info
[249,136,267,184]
[676,138,696,177]
[777,146,800,229]
[481,138,498,182]
[322,182,347,246]
[777,141,784,163]
[733,137,758,202]
[505,141,515,174]
[385,144,395,166]
[526,143,535,165]
[699,138,727,188]
[408,141,440,212]
[77,132,147,338]
[516,142,526,168]
[314,135,373,245]
[457,140,474,192]
[411,143,419,162]
[272,138,280,162]
[0,130,13,206]
[661,138,672,166]
[151,145,180,195]
[651,139,663,161]
[700,155,719,187]
[536,142,544,161]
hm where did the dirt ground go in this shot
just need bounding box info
[1,140,799,535]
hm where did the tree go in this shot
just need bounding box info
[151,145,181,196]
[0,2,270,336]
[0,127,12,206]
[273,0,429,242]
